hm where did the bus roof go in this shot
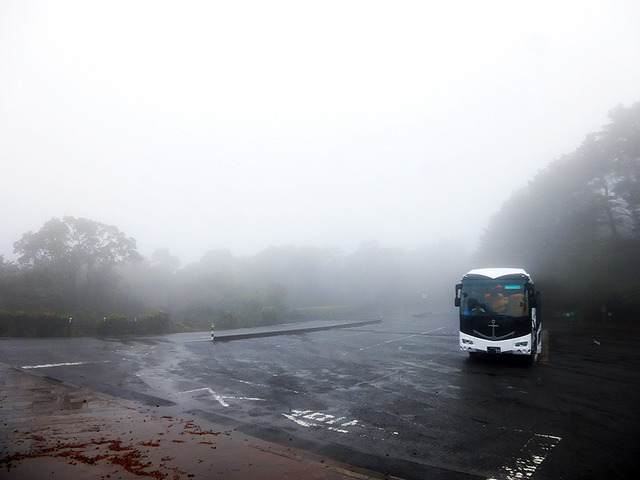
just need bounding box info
[463,268,531,281]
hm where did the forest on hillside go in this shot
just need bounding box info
[476,102,640,322]
[0,218,465,336]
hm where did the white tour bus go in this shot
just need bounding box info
[455,268,542,361]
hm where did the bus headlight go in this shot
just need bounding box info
[462,339,474,345]
[514,341,528,347]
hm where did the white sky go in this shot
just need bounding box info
[2,0,639,264]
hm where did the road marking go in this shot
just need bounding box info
[488,433,561,480]
[235,379,270,388]
[357,327,445,351]
[282,410,361,434]
[179,387,265,407]
[224,396,266,401]
[181,388,230,407]
[21,361,110,369]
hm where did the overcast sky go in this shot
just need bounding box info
[2,1,639,264]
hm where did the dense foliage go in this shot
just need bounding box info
[476,102,640,321]
[9,217,142,314]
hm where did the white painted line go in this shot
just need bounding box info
[358,327,445,351]
[180,387,229,407]
[488,433,561,480]
[224,396,266,402]
[21,361,110,369]
[181,387,214,394]
[282,410,360,434]
[235,379,270,388]
[211,393,230,407]
[179,387,265,407]
[283,412,315,428]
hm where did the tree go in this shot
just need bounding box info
[475,102,640,320]
[150,248,181,273]
[13,217,143,312]
[14,217,142,268]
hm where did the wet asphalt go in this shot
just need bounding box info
[1,307,639,479]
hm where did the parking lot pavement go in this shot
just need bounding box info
[0,363,395,480]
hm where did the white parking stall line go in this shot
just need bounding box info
[357,327,445,351]
[21,360,110,369]
[235,379,270,388]
[231,377,300,394]
[225,396,266,402]
[179,387,265,408]
[488,433,561,480]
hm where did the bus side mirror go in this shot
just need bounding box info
[455,284,462,307]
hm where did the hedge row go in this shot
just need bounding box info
[0,310,175,337]
[0,311,71,337]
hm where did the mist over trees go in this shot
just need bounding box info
[9,217,142,313]
[475,102,640,321]
[116,240,466,331]
[3,103,637,335]
[0,217,467,335]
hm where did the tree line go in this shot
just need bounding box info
[0,217,466,336]
[475,102,640,322]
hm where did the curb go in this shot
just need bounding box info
[212,318,382,342]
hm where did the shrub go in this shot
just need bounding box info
[261,306,279,325]
[0,310,69,337]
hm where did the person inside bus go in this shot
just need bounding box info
[489,293,508,314]
[466,298,486,314]
[505,294,526,316]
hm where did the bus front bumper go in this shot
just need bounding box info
[460,332,532,355]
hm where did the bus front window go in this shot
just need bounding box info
[461,281,527,316]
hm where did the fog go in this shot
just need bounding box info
[2,1,639,264]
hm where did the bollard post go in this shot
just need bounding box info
[211,323,215,341]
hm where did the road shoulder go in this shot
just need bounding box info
[0,362,393,480]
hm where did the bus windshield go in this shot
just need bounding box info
[461,280,527,316]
